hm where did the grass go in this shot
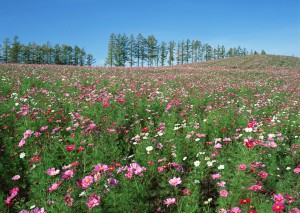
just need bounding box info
[0,55,300,213]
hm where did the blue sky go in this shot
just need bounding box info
[1,0,299,65]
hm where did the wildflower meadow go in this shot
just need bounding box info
[0,55,300,212]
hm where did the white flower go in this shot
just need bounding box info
[30,205,36,209]
[79,191,86,197]
[20,152,26,158]
[207,161,213,167]
[194,179,200,184]
[183,156,187,161]
[195,138,200,142]
[194,161,201,167]
[146,146,153,152]
[218,165,225,170]
[286,167,291,170]
[245,128,253,132]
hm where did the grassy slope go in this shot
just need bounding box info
[194,55,300,71]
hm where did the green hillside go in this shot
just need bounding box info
[196,55,300,71]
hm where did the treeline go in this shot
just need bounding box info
[105,33,266,67]
[0,36,96,66]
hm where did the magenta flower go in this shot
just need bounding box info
[125,172,133,179]
[169,177,182,186]
[108,178,119,185]
[272,202,285,212]
[81,175,93,189]
[64,194,74,206]
[238,164,247,170]
[259,171,268,179]
[294,167,300,173]
[220,189,228,197]
[248,184,262,191]
[163,197,176,207]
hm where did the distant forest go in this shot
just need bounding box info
[105,33,266,67]
[0,36,96,66]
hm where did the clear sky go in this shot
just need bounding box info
[1,0,299,65]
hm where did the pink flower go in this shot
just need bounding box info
[219,209,228,213]
[294,167,300,173]
[86,194,100,210]
[169,177,182,186]
[125,172,133,179]
[163,197,176,207]
[238,164,247,170]
[94,163,108,172]
[47,182,62,192]
[230,207,241,213]
[46,168,60,176]
[212,173,221,179]
[61,170,74,180]
[259,171,268,179]
[18,138,26,147]
[64,194,74,206]
[220,190,228,197]
[273,194,285,203]
[12,175,20,180]
[81,175,93,189]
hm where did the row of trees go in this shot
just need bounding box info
[105,33,265,67]
[0,36,96,66]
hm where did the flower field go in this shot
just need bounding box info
[0,55,300,212]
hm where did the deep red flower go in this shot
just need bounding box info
[29,155,41,163]
[66,144,75,152]
[240,198,251,204]
[246,140,255,149]
[142,127,149,132]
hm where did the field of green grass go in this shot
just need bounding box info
[0,55,299,213]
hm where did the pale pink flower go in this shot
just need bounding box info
[230,207,241,213]
[12,175,20,180]
[46,168,60,176]
[220,190,228,197]
[214,143,222,149]
[217,181,226,187]
[163,197,176,207]
[212,173,221,179]
[47,182,61,192]
[61,170,74,180]
[169,177,182,186]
